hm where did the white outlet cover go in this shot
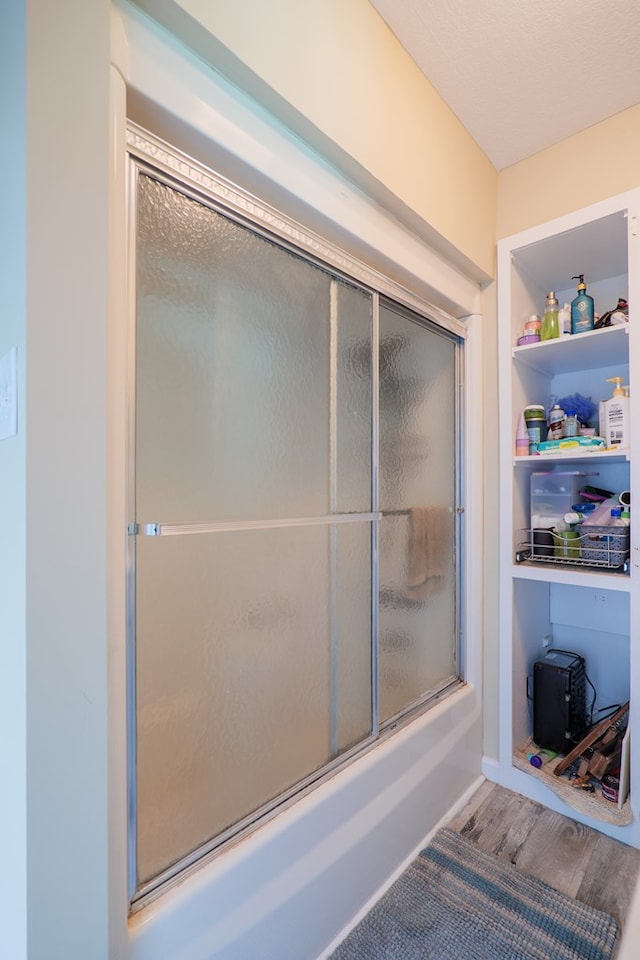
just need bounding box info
[0,347,18,440]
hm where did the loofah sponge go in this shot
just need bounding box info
[552,393,596,425]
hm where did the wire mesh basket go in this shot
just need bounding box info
[516,525,630,571]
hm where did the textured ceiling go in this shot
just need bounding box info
[370,0,640,170]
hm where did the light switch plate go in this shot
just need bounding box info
[0,347,18,440]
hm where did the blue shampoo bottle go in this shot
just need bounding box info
[571,274,594,334]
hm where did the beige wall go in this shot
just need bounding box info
[132,0,497,281]
[498,103,640,239]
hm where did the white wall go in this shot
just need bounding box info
[0,5,27,959]
[27,0,113,948]
[2,2,117,959]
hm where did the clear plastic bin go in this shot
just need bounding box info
[530,470,590,529]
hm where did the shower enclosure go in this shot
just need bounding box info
[128,150,462,902]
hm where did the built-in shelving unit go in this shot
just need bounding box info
[492,190,640,845]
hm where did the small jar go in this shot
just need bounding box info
[524,404,547,453]
[524,314,542,335]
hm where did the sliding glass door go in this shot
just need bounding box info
[378,302,458,722]
[128,152,462,901]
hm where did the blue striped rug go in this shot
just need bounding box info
[330,828,617,960]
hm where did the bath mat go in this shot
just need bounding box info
[330,827,617,960]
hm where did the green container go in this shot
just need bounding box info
[552,530,580,559]
[523,405,546,420]
[524,406,547,452]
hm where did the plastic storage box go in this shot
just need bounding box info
[530,471,589,530]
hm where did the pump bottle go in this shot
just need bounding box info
[600,377,629,450]
[571,274,595,334]
[541,291,559,340]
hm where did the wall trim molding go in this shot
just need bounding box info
[127,123,468,340]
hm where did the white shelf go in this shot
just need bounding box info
[513,449,629,466]
[509,208,629,292]
[512,325,628,376]
[511,561,631,592]
[513,741,632,827]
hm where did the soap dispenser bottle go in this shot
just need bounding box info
[571,274,595,334]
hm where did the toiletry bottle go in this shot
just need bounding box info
[571,274,595,334]
[527,748,558,768]
[559,302,572,336]
[586,497,620,525]
[515,409,529,457]
[541,291,559,340]
[563,411,578,438]
[547,403,565,440]
[602,377,630,450]
[564,510,591,524]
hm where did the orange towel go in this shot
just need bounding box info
[405,506,450,602]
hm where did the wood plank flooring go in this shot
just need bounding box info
[445,781,640,946]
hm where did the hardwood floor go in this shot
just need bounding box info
[445,781,640,945]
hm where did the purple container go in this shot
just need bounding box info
[517,334,541,346]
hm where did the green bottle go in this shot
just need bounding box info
[571,274,594,334]
[541,291,559,340]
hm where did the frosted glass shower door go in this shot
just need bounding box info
[133,172,373,888]
[378,301,458,723]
